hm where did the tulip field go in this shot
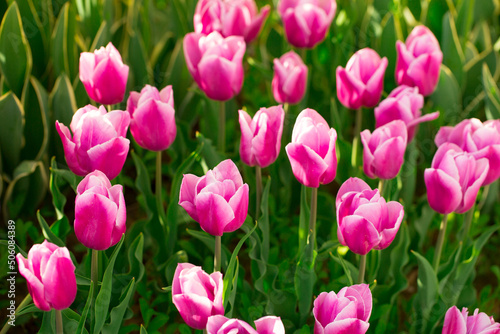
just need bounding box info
[2,0,500,333]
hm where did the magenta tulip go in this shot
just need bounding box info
[424,143,489,214]
[239,105,285,168]
[183,31,246,101]
[435,118,500,185]
[374,85,439,141]
[16,241,77,311]
[55,105,130,180]
[127,84,176,151]
[285,109,337,188]
[360,120,408,180]
[172,263,224,330]
[79,42,129,105]
[74,170,126,250]
[396,25,443,96]
[336,178,404,255]
[207,315,285,334]
[179,159,249,236]
[272,51,308,104]
[442,306,500,334]
[194,0,270,42]
[313,284,372,334]
[336,48,388,109]
[277,0,337,48]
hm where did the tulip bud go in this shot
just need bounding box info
[74,170,126,250]
[272,51,308,104]
[442,306,500,334]
[79,42,129,105]
[207,315,285,334]
[16,241,77,311]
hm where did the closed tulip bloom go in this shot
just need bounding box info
[127,85,176,151]
[16,241,77,311]
[172,263,224,330]
[272,51,308,104]
[313,284,372,334]
[55,105,130,180]
[179,159,249,236]
[79,42,129,105]
[183,31,246,101]
[336,48,388,109]
[424,143,489,214]
[207,315,285,334]
[277,0,337,48]
[435,118,500,185]
[194,0,270,42]
[239,105,285,168]
[396,25,443,96]
[361,120,408,180]
[286,109,337,188]
[336,178,404,255]
[74,170,126,250]
[442,306,500,334]
[375,85,439,141]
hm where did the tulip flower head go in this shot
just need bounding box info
[313,284,372,334]
[239,105,285,168]
[79,42,129,105]
[286,108,338,188]
[336,48,388,109]
[16,241,77,311]
[179,159,249,236]
[336,178,404,255]
[207,315,285,334]
[74,170,126,250]
[272,51,308,104]
[442,306,500,334]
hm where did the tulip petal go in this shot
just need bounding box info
[442,306,467,334]
[225,184,249,233]
[376,201,404,250]
[17,254,51,311]
[323,318,369,334]
[55,122,87,176]
[86,137,130,180]
[335,178,371,207]
[195,192,235,236]
[339,215,380,255]
[255,316,285,334]
[41,248,77,310]
[173,294,213,329]
[424,168,461,214]
[286,143,328,188]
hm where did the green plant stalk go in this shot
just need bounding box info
[214,235,222,272]
[218,101,226,153]
[420,0,430,24]
[156,151,166,226]
[351,108,362,168]
[433,214,448,272]
[308,187,318,257]
[462,207,475,244]
[477,185,490,211]
[378,179,385,196]
[91,249,99,317]
[0,295,32,334]
[255,166,262,220]
[284,103,289,114]
[358,254,367,284]
[55,309,63,334]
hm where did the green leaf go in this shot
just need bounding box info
[15,303,39,317]
[140,325,148,334]
[118,233,145,283]
[430,65,462,124]
[441,12,465,86]
[298,185,310,255]
[482,63,500,120]
[258,177,272,262]
[38,309,55,334]
[0,92,24,173]
[330,251,354,286]
[225,258,239,318]
[50,164,81,192]
[128,32,151,88]
[77,283,93,334]
[102,278,136,334]
[36,211,65,247]
[295,241,317,325]
[0,240,27,257]
[51,2,77,79]
[62,308,84,333]
[131,151,156,214]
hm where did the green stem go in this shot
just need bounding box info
[433,214,448,272]
[214,235,222,272]
[420,0,430,24]
[378,179,385,196]
[358,254,367,284]
[55,309,63,334]
[462,207,474,244]
[218,101,226,153]
[307,187,318,257]
[0,295,32,334]
[255,166,262,220]
[283,102,289,114]
[156,151,166,224]
[351,108,363,169]
[91,249,99,312]
[477,185,490,211]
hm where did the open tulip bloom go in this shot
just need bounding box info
[442,306,500,334]
[207,315,285,334]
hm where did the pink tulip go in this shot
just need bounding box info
[74,170,126,250]
[239,105,285,168]
[55,105,130,180]
[127,84,177,151]
[435,118,500,185]
[360,120,408,180]
[374,85,439,141]
[396,25,443,96]
[172,263,224,330]
[336,48,388,109]
[79,42,129,105]
[313,284,372,334]
[183,31,246,101]
[179,159,249,236]
[336,178,404,255]
[194,0,270,42]
[277,0,337,48]
[285,108,337,188]
[424,143,489,214]
[442,306,500,334]
[16,241,77,311]
[207,315,285,334]
[272,51,308,104]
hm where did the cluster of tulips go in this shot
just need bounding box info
[12,0,500,333]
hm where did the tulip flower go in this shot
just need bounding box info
[16,241,77,311]
[207,315,285,334]
[272,51,308,105]
[360,120,408,180]
[442,306,500,334]
[79,42,129,105]
[336,48,388,110]
[374,85,440,141]
[277,0,337,48]
[313,284,372,334]
[183,31,246,101]
[127,84,177,151]
[435,118,500,185]
[55,105,130,180]
[74,170,126,251]
[172,263,224,330]
[285,108,338,188]
[396,25,443,96]
[194,0,270,42]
